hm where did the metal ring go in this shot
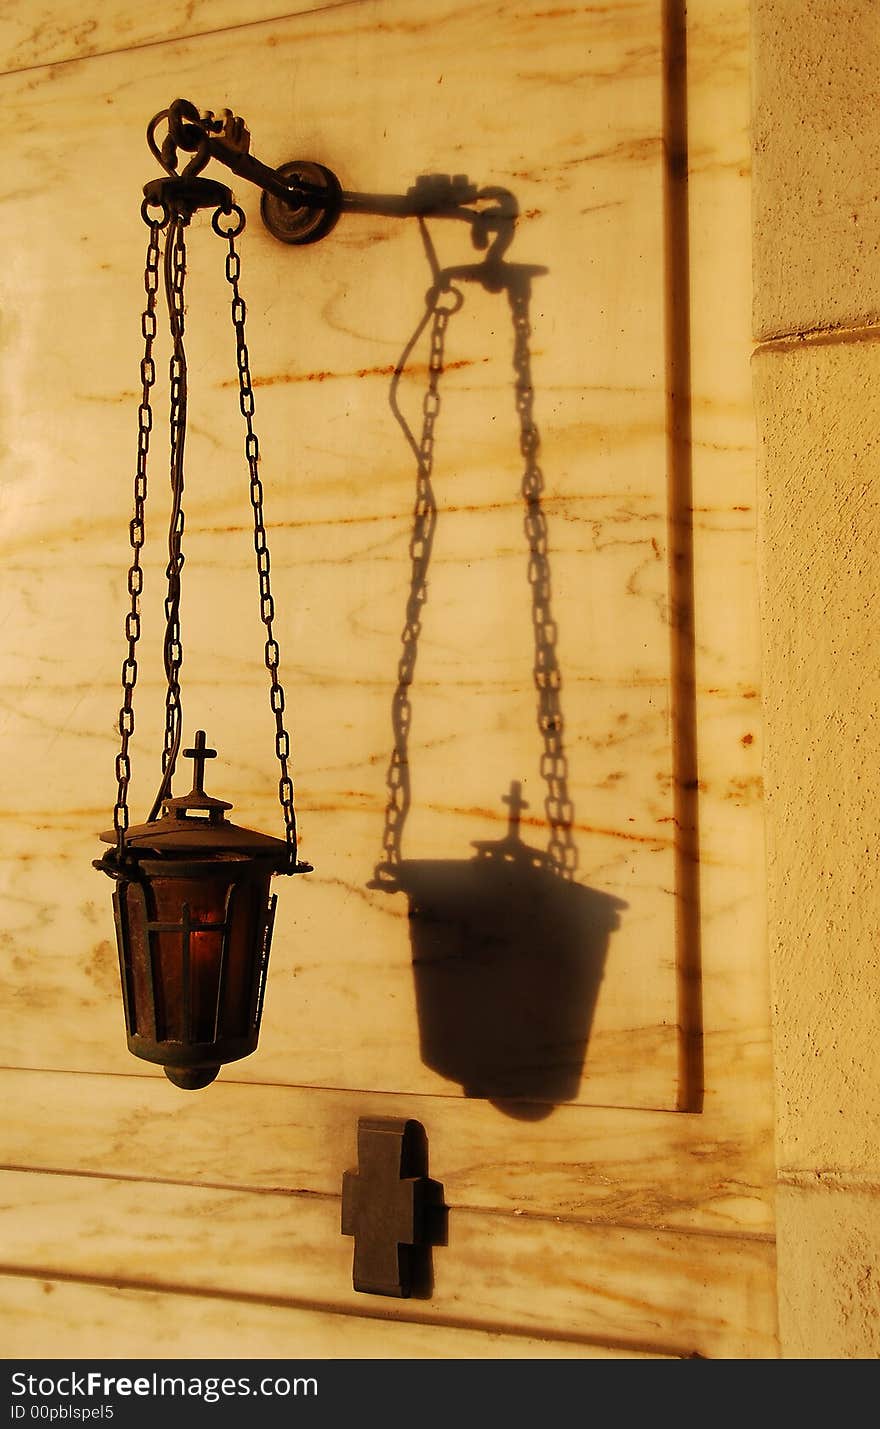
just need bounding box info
[427,283,464,316]
[141,196,170,228]
[212,203,246,238]
[146,109,173,175]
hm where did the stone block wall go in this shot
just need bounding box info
[754,0,880,1360]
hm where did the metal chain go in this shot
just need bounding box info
[147,213,189,821]
[113,215,162,859]
[377,287,457,874]
[509,280,577,877]
[376,273,575,876]
[218,213,299,866]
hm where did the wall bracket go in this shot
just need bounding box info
[146,99,519,250]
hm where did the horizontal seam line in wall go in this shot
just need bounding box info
[0,1066,701,1117]
[0,1163,776,1244]
[778,1168,880,1191]
[0,1265,692,1358]
[753,321,880,355]
[0,0,368,81]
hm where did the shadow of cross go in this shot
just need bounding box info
[341,1117,441,1297]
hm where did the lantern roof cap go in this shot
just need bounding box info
[99,811,296,860]
[98,731,311,871]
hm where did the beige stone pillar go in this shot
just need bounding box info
[753,0,880,1359]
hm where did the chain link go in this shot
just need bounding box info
[219,220,299,866]
[113,217,161,858]
[378,295,454,872]
[510,280,577,877]
[146,214,189,820]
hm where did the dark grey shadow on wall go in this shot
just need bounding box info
[370,0,710,1117]
[369,183,626,1120]
[662,0,703,1112]
[385,788,626,1121]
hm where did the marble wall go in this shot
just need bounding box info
[0,0,775,1356]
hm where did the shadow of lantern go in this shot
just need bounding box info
[371,206,627,1118]
[373,785,626,1120]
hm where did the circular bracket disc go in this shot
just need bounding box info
[261,161,342,245]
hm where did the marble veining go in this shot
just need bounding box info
[0,0,775,1357]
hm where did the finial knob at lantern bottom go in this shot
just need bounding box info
[164,1064,220,1090]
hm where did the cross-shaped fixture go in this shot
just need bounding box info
[341,1117,441,1297]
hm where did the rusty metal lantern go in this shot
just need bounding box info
[96,733,305,1089]
[95,100,312,1089]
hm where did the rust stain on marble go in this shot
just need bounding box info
[75,358,490,408]
[579,199,627,216]
[704,687,758,701]
[218,357,488,389]
[562,135,663,168]
[725,776,763,804]
[84,940,117,995]
[688,505,753,513]
[199,491,574,537]
[301,789,677,849]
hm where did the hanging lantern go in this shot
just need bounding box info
[94,97,521,1087]
[97,732,300,1089]
[95,101,311,1089]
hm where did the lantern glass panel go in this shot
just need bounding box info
[115,857,275,1070]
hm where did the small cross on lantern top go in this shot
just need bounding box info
[183,729,217,794]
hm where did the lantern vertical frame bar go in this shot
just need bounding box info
[111,885,136,1039]
[253,892,278,1033]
